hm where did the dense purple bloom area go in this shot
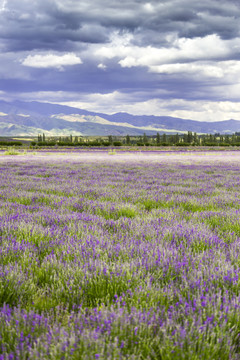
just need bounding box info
[0,150,240,359]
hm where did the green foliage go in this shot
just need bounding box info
[141,199,174,210]
[82,273,136,307]
[96,205,137,220]
[176,142,190,146]
[0,141,22,146]
[108,149,117,155]
[4,147,21,155]
[113,141,122,146]
[6,131,240,149]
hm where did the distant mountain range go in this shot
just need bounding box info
[0,100,240,136]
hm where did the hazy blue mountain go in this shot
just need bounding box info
[0,100,240,136]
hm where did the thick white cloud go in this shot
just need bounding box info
[95,33,239,68]
[56,92,240,122]
[142,2,155,13]
[149,62,223,78]
[62,97,240,122]
[0,0,7,12]
[92,31,240,89]
[21,53,82,70]
[97,63,107,70]
[149,60,240,81]
[169,101,240,122]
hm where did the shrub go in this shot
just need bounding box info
[113,141,122,146]
[4,147,21,155]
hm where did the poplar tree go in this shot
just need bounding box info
[143,133,148,145]
[108,135,113,145]
[162,133,167,144]
[187,131,193,144]
[175,133,179,144]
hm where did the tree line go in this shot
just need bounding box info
[32,132,240,147]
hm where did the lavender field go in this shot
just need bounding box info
[1,150,240,359]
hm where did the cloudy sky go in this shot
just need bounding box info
[0,0,240,121]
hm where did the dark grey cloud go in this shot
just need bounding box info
[134,0,240,43]
[1,0,240,52]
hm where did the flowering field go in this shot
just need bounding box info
[1,150,240,359]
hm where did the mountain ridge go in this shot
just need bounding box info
[0,100,240,136]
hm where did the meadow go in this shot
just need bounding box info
[1,149,240,359]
